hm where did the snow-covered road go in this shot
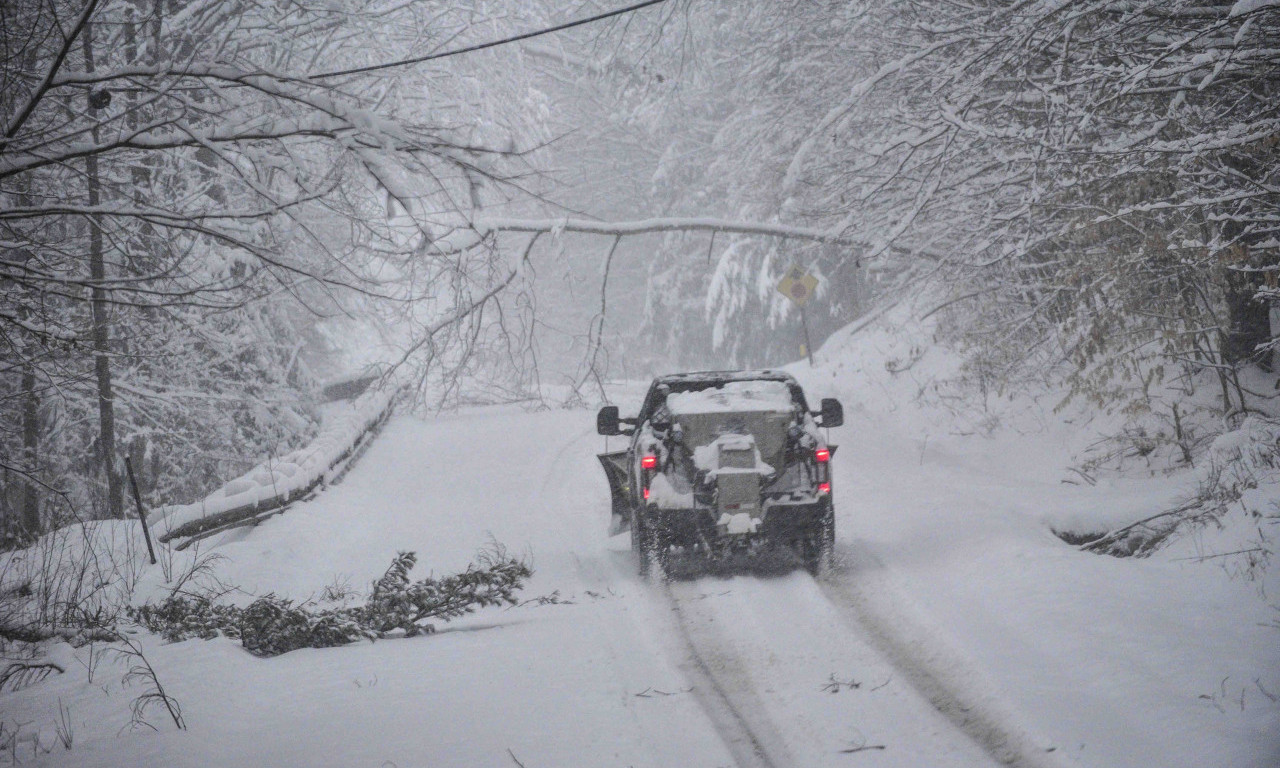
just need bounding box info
[14,402,1043,767]
[198,404,1022,768]
[663,574,1011,767]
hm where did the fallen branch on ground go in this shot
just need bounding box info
[130,547,531,656]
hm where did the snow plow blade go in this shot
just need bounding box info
[598,452,631,535]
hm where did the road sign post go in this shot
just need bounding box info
[800,304,815,366]
[125,456,157,565]
[777,265,819,366]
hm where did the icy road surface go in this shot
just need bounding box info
[16,384,1278,767]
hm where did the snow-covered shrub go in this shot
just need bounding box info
[0,522,147,645]
[110,632,186,731]
[1085,416,1280,563]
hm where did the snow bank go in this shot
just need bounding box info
[795,298,1255,538]
[1157,415,1280,568]
[148,387,397,543]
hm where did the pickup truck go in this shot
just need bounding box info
[597,370,842,577]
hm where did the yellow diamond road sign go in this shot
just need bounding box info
[777,265,818,307]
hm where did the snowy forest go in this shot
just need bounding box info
[1,0,1279,765]
[5,0,1277,549]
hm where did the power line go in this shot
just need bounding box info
[311,0,672,81]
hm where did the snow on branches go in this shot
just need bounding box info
[0,0,548,538]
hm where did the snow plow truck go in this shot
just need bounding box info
[596,370,843,577]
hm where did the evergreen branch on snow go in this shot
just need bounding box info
[129,548,532,656]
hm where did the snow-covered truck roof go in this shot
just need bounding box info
[655,369,797,387]
[636,369,810,425]
[665,379,795,415]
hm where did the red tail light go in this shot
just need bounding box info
[815,448,830,463]
[641,454,658,470]
[643,487,651,500]
[818,482,831,495]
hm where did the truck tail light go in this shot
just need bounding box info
[641,454,658,470]
[643,487,651,500]
[818,482,831,495]
[815,448,830,463]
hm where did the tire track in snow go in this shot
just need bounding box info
[661,581,792,768]
[554,417,1034,767]
[536,424,597,499]
[820,543,1073,768]
[550,406,777,768]
[545,425,752,768]
[660,573,1007,768]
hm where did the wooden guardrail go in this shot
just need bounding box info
[148,387,400,549]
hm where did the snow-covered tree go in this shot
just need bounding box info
[588,0,1279,418]
[0,0,555,538]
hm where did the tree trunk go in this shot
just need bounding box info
[14,178,42,539]
[1221,252,1271,369]
[20,368,41,539]
[84,22,123,519]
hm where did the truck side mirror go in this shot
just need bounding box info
[818,398,843,428]
[597,405,622,436]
